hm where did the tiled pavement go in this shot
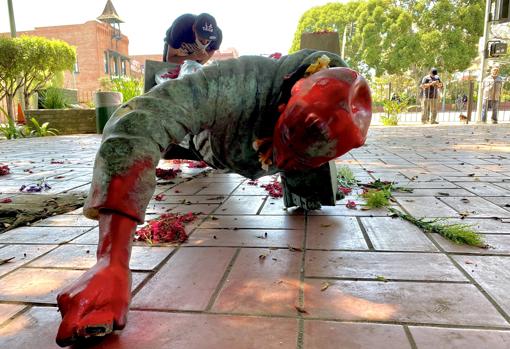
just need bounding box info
[1,125,510,348]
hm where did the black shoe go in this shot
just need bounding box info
[492,120,498,124]
[430,121,439,125]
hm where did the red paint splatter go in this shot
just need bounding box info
[134,212,197,244]
[0,198,12,203]
[155,167,181,180]
[346,200,357,209]
[269,52,282,60]
[50,160,65,164]
[175,190,181,193]
[154,194,165,201]
[338,186,352,195]
[0,165,10,176]
[160,66,181,79]
[247,180,258,186]
[187,161,207,168]
[261,181,283,198]
[23,169,33,174]
[54,175,65,179]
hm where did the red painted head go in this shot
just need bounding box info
[273,67,371,171]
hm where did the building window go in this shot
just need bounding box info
[103,52,109,73]
[114,57,119,76]
[121,60,126,75]
[74,59,79,73]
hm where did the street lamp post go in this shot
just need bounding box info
[475,0,492,123]
[7,0,17,38]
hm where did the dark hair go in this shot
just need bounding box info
[431,68,438,75]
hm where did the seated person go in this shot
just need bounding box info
[163,13,222,65]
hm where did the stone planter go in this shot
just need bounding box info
[26,109,96,135]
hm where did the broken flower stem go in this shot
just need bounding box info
[388,208,487,248]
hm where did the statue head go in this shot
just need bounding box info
[273,67,371,171]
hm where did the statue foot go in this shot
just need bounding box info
[56,260,131,347]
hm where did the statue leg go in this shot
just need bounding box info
[56,137,159,346]
[56,212,136,347]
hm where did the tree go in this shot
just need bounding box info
[18,36,76,109]
[0,37,24,122]
[290,0,484,78]
[0,36,76,121]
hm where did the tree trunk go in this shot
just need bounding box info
[5,95,15,123]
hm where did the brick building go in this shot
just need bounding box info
[2,0,240,104]
[10,0,132,103]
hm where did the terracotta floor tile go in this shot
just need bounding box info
[453,255,510,315]
[0,303,25,326]
[439,196,510,218]
[28,245,173,271]
[0,244,56,277]
[432,233,510,255]
[395,197,459,218]
[166,203,219,215]
[199,215,305,230]
[32,214,98,227]
[0,307,298,349]
[410,326,510,349]
[304,321,411,349]
[212,248,301,316]
[101,311,298,349]
[0,307,61,349]
[305,251,466,281]
[0,227,90,244]
[195,182,241,195]
[454,182,510,196]
[0,268,83,303]
[188,228,304,248]
[132,247,235,310]
[360,217,438,251]
[303,279,508,326]
[306,216,368,250]
[259,198,305,215]
[215,195,266,215]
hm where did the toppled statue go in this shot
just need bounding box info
[55,49,372,346]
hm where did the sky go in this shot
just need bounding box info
[0,0,346,56]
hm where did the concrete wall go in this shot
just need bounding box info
[26,109,96,135]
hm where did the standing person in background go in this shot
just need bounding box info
[420,67,443,124]
[163,13,222,65]
[482,66,503,124]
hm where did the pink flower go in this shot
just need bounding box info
[339,186,352,195]
[346,200,357,209]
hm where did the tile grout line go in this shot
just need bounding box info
[295,211,308,349]
[204,247,240,312]
[356,216,375,250]
[403,325,418,349]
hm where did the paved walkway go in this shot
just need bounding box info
[1,125,510,349]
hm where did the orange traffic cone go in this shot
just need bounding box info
[16,103,26,124]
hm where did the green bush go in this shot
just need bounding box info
[41,87,68,109]
[100,76,143,102]
[29,117,59,137]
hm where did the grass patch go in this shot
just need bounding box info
[388,208,487,248]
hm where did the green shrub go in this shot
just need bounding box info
[29,117,59,137]
[0,106,30,139]
[380,114,399,126]
[41,87,68,109]
[100,76,143,102]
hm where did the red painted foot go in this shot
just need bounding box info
[56,260,131,347]
[56,213,136,347]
